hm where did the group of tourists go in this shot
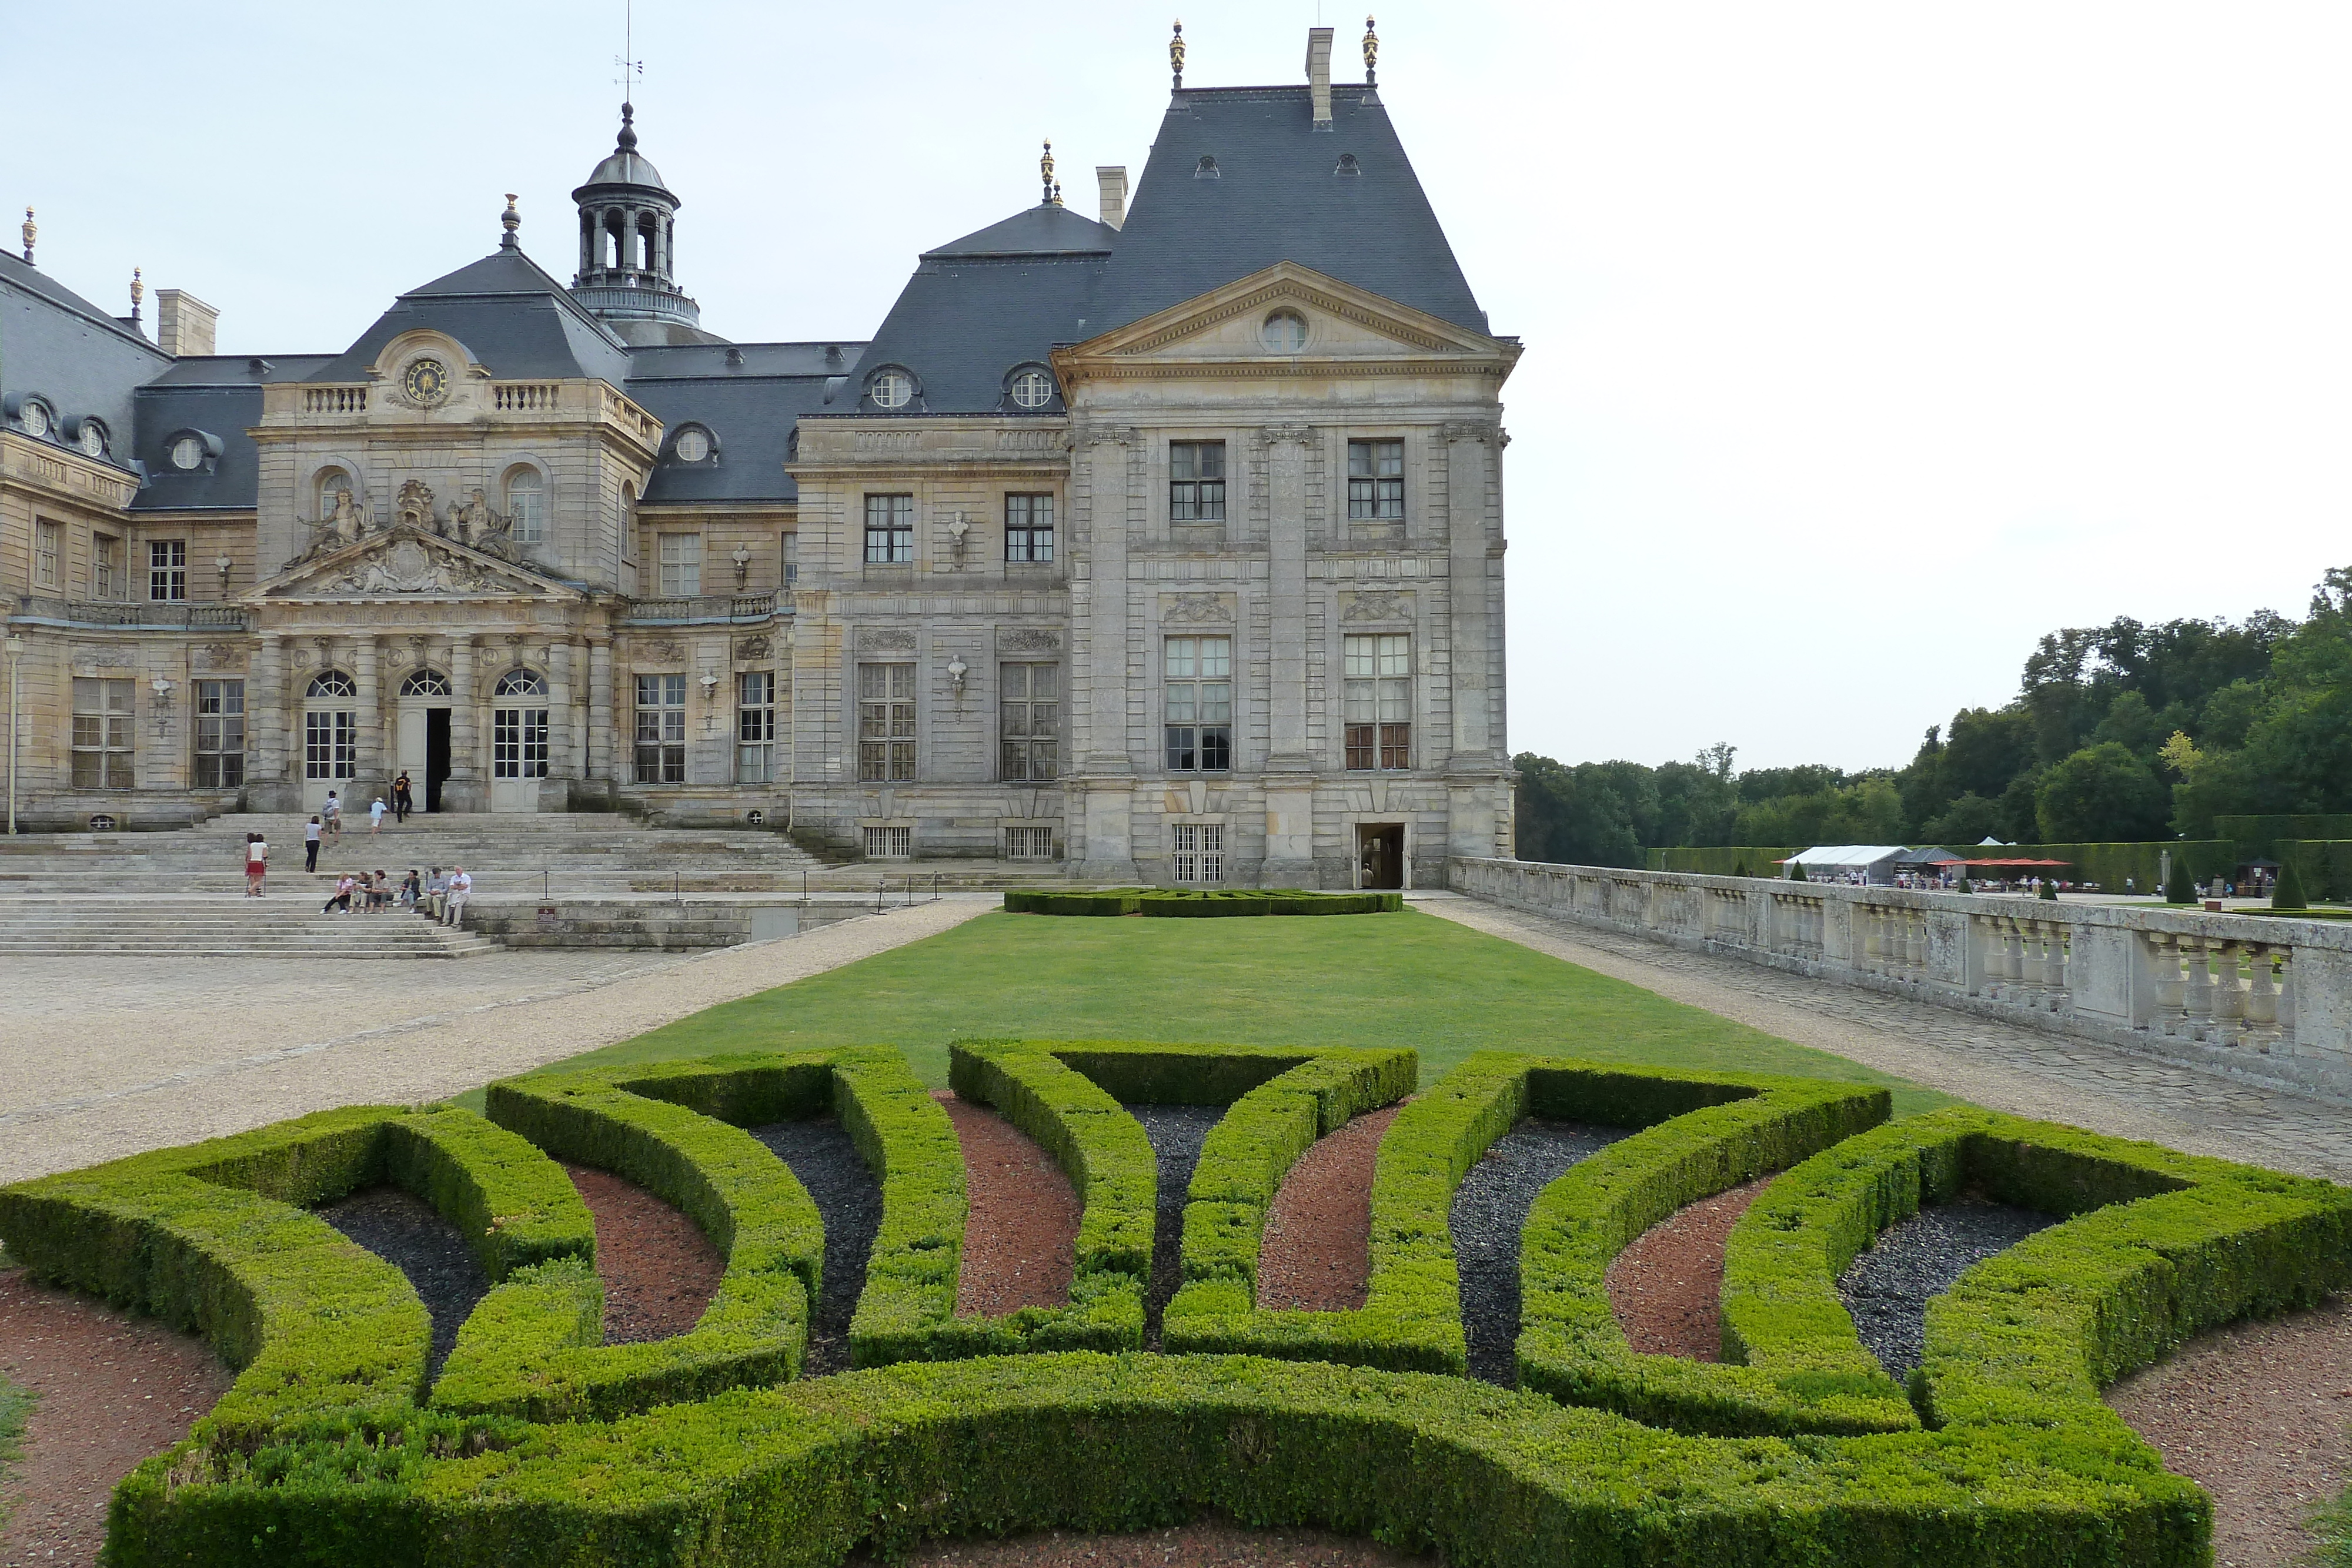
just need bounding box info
[316,864,472,922]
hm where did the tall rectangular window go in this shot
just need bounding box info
[737,671,776,783]
[857,662,917,780]
[34,520,61,590]
[303,711,356,781]
[93,534,119,599]
[1169,441,1225,521]
[493,708,550,780]
[657,533,703,596]
[864,494,914,564]
[1004,494,1054,562]
[148,539,186,601]
[780,531,799,587]
[1344,634,1412,771]
[1348,439,1405,520]
[71,677,135,788]
[1164,635,1232,772]
[193,679,245,788]
[1171,823,1225,883]
[633,673,687,783]
[1000,661,1059,780]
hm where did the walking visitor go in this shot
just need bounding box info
[369,797,387,835]
[442,865,473,927]
[322,792,342,841]
[392,772,414,823]
[243,833,267,897]
[304,815,322,873]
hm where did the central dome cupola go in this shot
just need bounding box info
[569,102,713,344]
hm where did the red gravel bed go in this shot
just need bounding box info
[1603,1176,1771,1360]
[2104,1293,2352,1568]
[0,1267,235,1568]
[846,1519,1431,1566]
[936,1092,1077,1316]
[1255,1106,1401,1312]
[565,1165,726,1343]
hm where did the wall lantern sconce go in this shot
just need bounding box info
[731,542,752,589]
[946,655,968,695]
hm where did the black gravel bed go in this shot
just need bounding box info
[750,1116,883,1375]
[1837,1196,2059,1378]
[1125,1103,1229,1350]
[315,1187,487,1379]
[1448,1119,1628,1385]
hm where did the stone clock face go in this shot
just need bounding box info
[402,357,450,406]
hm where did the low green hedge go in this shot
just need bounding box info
[1004,888,1403,917]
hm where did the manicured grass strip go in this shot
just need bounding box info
[1004,889,1403,916]
[543,910,1949,1114]
[0,1373,29,1529]
[108,1351,2214,1568]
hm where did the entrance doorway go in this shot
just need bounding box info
[1357,823,1405,890]
[396,706,453,813]
[425,708,450,813]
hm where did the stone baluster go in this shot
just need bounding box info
[2277,948,2298,1047]
[2181,937,2214,1037]
[1862,906,1885,974]
[2044,921,2070,1008]
[1906,910,1927,977]
[2243,942,2280,1052]
[2209,940,2245,1045]
[2019,920,2050,1001]
[2147,931,2184,1032]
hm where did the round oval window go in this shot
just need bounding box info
[675,428,710,463]
[22,402,49,439]
[871,372,913,409]
[1010,369,1054,409]
[1262,311,1308,353]
[171,436,204,470]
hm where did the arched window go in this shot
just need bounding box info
[316,467,353,516]
[494,668,547,698]
[400,668,452,697]
[504,466,544,544]
[307,671,356,699]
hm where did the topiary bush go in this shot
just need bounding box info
[2274,859,2310,910]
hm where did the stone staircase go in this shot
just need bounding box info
[0,899,499,959]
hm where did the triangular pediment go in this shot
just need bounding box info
[256,524,583,602]
[1066,262,1511,365]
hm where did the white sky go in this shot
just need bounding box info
[11,3,2350,772]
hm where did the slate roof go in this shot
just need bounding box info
[1,250,172,476]
[923,205,1120,260]
[1088,84,1487,336]
[308,246,634,386]
[831,243,1104,416]
[129,355,335,513]
[627,343,868,503]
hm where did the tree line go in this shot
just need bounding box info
[1515,565,2352,867]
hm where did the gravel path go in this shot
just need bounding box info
[844,1521,1430,1566]
[565,1165,724,1343]
[750,1118,881,1375]
[0,1269,234,1568]
[313,1188,486,1378]
[1605,1177,1772,1360]
[2106,1295,2352,1568]
[0,897,994,1186]
[1836,1198,2057,1378]
[1256,1107,1401,1312]
[1125,1105,1227,1349]
[937,1092,1077,1317]
[1448,1120,1627,1385]
[1420,894,2352,1182]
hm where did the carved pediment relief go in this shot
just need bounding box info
[258,524,576,603]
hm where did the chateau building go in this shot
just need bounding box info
[0,23,1517,887]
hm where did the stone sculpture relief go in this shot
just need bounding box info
[323,539,502,596]
[1161,593,1234,624]
[1342,590,1415,622]
[998,628,1061,651]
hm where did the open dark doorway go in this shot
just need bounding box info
[1357,823,1405,890]
[425,708,452,813]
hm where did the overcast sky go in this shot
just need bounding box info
[11,4,2350,773]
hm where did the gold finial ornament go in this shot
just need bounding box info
[1363,15,1378,83]
[1171,19,1185,89]
[500,192,521,249]
[129,266,143,320]
[1041,139,1057,205]
[19,207,33,266]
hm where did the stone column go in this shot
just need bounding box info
[250,635,290,810]
[588,636,614,787]
[446,637,481,813]
[549,640,576,801]
[1071,423,1140,884]
[1441,422,1500,764]
[353,637,382,801]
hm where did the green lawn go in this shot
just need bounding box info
[498,908,1952,1116]
[0,1375,30,1530]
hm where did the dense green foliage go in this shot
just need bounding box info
[1520,564,2352,858]
[1004,889,1403,916]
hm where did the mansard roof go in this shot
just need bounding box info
[830,246,1102,416]
[131,355,336,514]
[627,343,867,504]
[923,203,1120,260]
[1088,84,1487,337]
[309,246,634,386]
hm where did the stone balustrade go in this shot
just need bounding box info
[1449,856,2352,1104]
[9,596,249,631]
[617,592,785,627]
[300,386,368,415]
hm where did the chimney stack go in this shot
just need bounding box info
[1096,166,1129,230]
[156,290,218,358]
[1305,27,1334,128]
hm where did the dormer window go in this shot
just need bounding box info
[165,430,220,473]
[1195,155,1221,179]
[171,436,203,470]
[1008,367,1055,410]
[870,369,915,410]
[673,426,714,463]
[71,417,108,459]
[1335,153,1362,177]
[19,398,52,439]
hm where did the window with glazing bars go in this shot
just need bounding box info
[634,673,687,783]
[303,710,355,781]
[864,825,912,858]
[864,494,914,563]
[1348,439,1405,520]
[1000,661,1059,780]
[1164,636,1231,771]
[1344,634,1411,770]
[149,539,186,601]
[193,679,245,788]
[1169,441,1225,521]
[780,531,799,587]
[34,520,60,589]
[1004,494,1054,561]
[657,533,703,596]
[1004,826,1056,860]
[93,534,119,599]
[493,708,549,780]
[858,662,916,780]
[1171,822,1225,883]
[737,670,776,783]
[71,677,134,788]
